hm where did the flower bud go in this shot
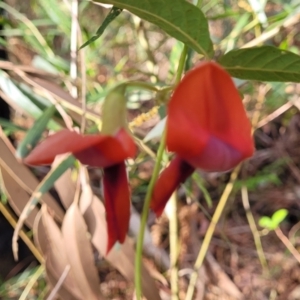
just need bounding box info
[101,85,127,135]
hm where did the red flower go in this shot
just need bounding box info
[151,62,254,215]
[24,128,136,252]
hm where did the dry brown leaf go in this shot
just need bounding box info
[46,268,80,300]
[62,203,103,300]
[0,130,66,260]
[33,209,47,255]
[79,177,94,215]
[0,167,37,228]
[0,131,64,222]
[82,195,108,256]
[52,155,77,210]
[39,205,83,300]
[46,265,71,300]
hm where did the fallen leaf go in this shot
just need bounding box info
[39,205,83,300]
[62,203,103,300]
[0,130,64,221]
[82,195,108,257]
[52,154,77,210]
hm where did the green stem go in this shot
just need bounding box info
[175,45,188,84]
[134,42,189,300]
[196,0,203,8]
[135,130,166,299]
[121,81,160,92]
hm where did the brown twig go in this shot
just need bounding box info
[275,227,300,264]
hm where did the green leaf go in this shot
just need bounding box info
[94,0,213,57]
[80,6,123,49]
[258,216,273,230]
[219,46,300,82]
[259,209,288,230]
[101,85,127,134]
[271,209,288,228]
[16,105,56,158]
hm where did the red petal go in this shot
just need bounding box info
[151,156,194,216]
[24,128,136,167]
[103,162,130,252]
[75,129,136,167]
[167,62,253,171]
[24,129,111,165]
[115,128,136,158]
[186,136,242,172]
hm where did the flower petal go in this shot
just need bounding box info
[115,128,136,158]
[24,129,110,165]
[103,162,130,252]
[167,62,253,171]
[24,128,136,167]
[185,135,243,172]
[151,156,194,216]
[75,129,136,167]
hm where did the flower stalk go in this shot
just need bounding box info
[134,44,189,299]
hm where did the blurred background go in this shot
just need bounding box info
[2,0,300,299]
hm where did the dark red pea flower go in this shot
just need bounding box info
[24,127,136,252]
[151,62,254,216]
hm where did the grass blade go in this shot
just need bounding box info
[80,6,123,49]
[16,105,56,159]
